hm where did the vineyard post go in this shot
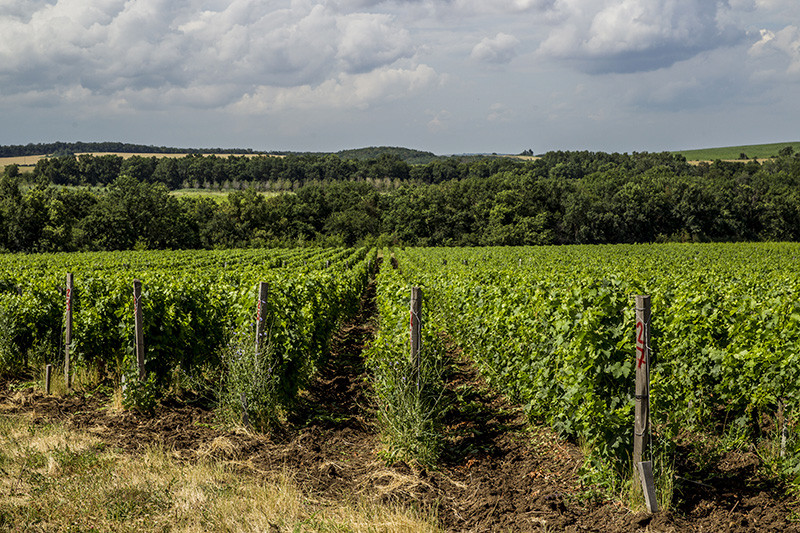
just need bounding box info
[45,364,52,395]
[633,295,651,464]
[636,461,658,514]
[634,294,657,513]
[133,279,145,381]
[64,273,74,390]
[410,287,422,385]
[255,282,269,356]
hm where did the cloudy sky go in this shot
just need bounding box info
[0,0,798,154]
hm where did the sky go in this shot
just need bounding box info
[0,0,798,155]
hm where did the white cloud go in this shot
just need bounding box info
[336,13,413,73]
[537,0,745,73]
[750,25,800,75]
[231,64,439,113]
[427,109,450,132]
[0,0,421,109]
[471,33,520,63]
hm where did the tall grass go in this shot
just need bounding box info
[367,250,447,466]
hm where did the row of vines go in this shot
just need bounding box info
[376,243,800,479]
[0,246,376,425]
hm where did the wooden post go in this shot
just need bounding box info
[45,364,52,395]
[779,399,788,458]
[634,295,651,466]
[636,461,659,513]
[255,282,269,355]
[64,273,74,390]
[409,287,422,382]
[133,279,145,381]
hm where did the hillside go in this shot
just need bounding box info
[335,146,440,164]
[674,141,800,161]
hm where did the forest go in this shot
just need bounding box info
[1,148,799,253]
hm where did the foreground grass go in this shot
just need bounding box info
[0,414,440,533]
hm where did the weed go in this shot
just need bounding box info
[218,328,283,431]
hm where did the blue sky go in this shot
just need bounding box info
[0,0,798,154]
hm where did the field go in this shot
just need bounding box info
[675,141,800,161]
[1,244,800,531]
[169,188,282,201]
[0,151,277,174]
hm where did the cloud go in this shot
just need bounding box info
[426,109,451,132]
[231,64,439,113]
[471,33,520,63]
[0,0,420,110]
[750,25,800,75]
[487,102,512,122]
[537,0,746,74]
[336,13,413,73]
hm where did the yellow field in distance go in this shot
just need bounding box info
[1,152,282,172]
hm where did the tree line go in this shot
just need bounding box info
[1,149,798,252]
[0,141,258,158]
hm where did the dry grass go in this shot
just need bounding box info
[1,152,284,173]
[0,155,46,166]
[0,413,441,532]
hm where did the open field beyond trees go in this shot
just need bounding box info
[673,142,800,162]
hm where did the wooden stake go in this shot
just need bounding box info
[634,295,651,466]
[410,287,422,380]
[636,461,659,513]
[255,282,269,356]
[64,273,74,390]
[779,400,788,458]
[133,279,145,381]
[45,364,52,395]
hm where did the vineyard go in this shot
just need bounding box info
[382,244,800,476]
[2,243,800,530]
[0,247,375,425]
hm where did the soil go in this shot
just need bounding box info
[1,277,799,532]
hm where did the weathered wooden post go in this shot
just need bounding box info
[64,273,74,390]
[255,282,269,355]
[636,461,658,514]
[634,295,651,463]
[133,279,145,380]
[410,287,422,384]
[634,295,657,513]
[45,364,52,395]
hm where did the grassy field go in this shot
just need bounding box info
[674,141,800,161]
[169,189,282,201]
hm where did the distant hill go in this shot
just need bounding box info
[674,142,800,161]
[335,146,439,164]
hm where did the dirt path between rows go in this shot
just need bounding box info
[2,274,799,532]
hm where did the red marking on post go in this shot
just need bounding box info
[636,320,646,369]
[256,299,263,322]
[65,287,72,312]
